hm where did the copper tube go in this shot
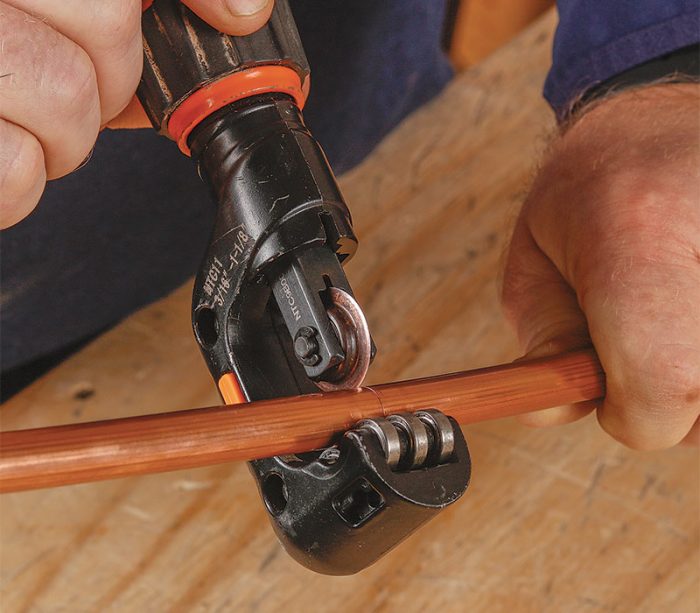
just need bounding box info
[0,349,604,493]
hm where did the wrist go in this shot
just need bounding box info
[549,83,699,177]
[563,42,700,124]
[564,79,699,134]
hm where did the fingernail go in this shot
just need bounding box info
[226,0,269,16]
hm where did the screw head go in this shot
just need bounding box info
[294,327,320,366]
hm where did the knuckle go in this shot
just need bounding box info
[0,123,44,197]
[597,401,664,451]
[39,42,99,125]
[63,47,100,111]
[600,415,683,451]
[87,1,143,119]
[45,47,100,176]
[650,347,700,409]
[0,11,41,89]
[601,423,651,451]
[0,9,98,113]
[89,0,142,52]
[0,7,99,176]
[607,343,700,448]
[622,344,700,409]
[0,123,45,227]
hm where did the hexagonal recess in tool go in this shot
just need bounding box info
[332,478,385,527]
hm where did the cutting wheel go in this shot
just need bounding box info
[316,287,372,391]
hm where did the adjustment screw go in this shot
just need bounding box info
[294,327,321,366]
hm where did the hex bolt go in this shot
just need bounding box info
[294,327,321,366]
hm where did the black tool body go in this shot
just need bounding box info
[139,0,357,394]
[137,0,469,575]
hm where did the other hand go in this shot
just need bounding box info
[502,83,700,449]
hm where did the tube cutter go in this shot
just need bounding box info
[137,0,470,574]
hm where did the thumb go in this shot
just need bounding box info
[502,215,599,427]
[182,0,274,36]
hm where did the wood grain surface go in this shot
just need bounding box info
[2,12,698,612]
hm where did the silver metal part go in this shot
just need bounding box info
[355,409,457,471]
[416,409,456,464]
[388,413,430,469]
[356,418,402,468]
[316,287,372,392]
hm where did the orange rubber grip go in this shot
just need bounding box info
[167,66,308,155]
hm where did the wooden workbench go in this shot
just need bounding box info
[2,12,698,612]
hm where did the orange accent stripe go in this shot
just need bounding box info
[142,0,153,10]
[218,372,248,405]
[167,66,307,155]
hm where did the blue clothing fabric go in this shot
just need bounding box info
[546,0,700,117]
[1,0,698,371]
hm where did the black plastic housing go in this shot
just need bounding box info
[250,416,472,575]
[188,95,358,397]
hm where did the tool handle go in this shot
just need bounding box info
[0,350,605,493]
[138,0,309,150]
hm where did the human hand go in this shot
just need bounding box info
[502,83,700,449]
[0,0,274,229]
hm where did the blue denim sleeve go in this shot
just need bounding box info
[545,0,700,118]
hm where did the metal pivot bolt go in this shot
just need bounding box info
[294,327,321,366]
